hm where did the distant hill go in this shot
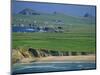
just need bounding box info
[12,8,96,33]
[18,8,41,15]
[13,8,96,24]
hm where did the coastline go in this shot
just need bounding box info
[13,55,96,65]
[37,55,95,61]
[36,55,96,63]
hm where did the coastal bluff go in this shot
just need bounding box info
[12,48,95,64]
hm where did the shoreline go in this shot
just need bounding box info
[37,55,95,61]
[35,55,96,63]
[13,55,96,65]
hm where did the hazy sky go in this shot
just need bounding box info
[12,1,96,17]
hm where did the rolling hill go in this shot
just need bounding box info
[12,8,96,52]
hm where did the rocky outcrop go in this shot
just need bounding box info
[12,48,95,64]
[12,49,24,63]
[28,48,40,57]
[28,48,94,57]
[12,48,33,64]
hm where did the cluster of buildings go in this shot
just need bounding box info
[12,24,64,33]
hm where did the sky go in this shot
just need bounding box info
[12,1,96,17]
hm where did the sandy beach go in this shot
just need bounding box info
[37,55,96,62]
[19,55,96,64]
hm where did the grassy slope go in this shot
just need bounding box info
[12,13,96,52]
[12,13,95,26]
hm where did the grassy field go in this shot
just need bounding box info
[12,32,96,52]
[12,11,96,53]
[12,14,95,28]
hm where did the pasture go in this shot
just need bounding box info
[12,31,96,53]
[12,9,96,53]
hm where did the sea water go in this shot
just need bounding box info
[12,61,96,75]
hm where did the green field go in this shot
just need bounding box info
[12,32,96,52]
[12,10,96,53]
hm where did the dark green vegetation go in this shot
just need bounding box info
[12,9,96,53]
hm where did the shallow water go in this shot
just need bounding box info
[12,62,96,75]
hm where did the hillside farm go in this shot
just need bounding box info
[12,8,96,53]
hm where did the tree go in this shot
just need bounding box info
[84,13,89,17]
[58,26,63,29]
[54,11,57,14]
